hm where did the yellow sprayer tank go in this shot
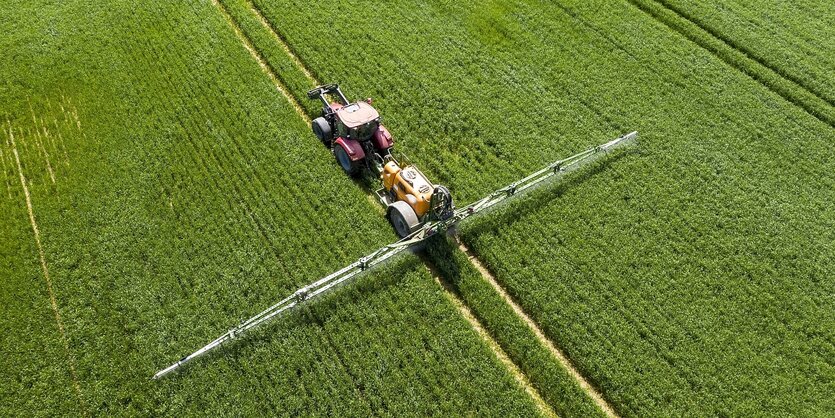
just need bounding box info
[382,161,433,218]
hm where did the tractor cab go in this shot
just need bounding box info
[335,101,380,142]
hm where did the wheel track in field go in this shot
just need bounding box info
[626,0,835,128]
[652,0,835,109]
[420,254,557,418]
[211,0,309,124]
[244,0,319,85]
[456,241,619,417]
[5,123,88,416]
[209,0,358,269]
[211,1,614,414]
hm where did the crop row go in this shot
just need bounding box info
[0,0,544,415]
[425,235,607,418]
[253,0,835,415]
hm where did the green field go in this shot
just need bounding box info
[3,0,833,416]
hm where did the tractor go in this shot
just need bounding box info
[307,84,394,175]
[307,84,454,237]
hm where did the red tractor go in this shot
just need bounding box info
[307,84,394,175]
[307,84,455,237]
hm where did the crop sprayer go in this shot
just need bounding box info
[153,84,637,379]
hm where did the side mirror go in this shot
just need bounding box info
[365,97,373,104]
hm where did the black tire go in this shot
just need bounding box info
[334,145,360,176]
[388,201,420,238]
[312,117,331,144]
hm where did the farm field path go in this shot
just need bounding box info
[458,240,618,418]
[211,0,308,122]
[214,0,614,415]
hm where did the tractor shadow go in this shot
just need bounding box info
[420,234,469,293]
[351,171,385,202]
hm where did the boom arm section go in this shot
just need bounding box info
[153,131,637,379]
[461,131,636,214]
[152,240,413,379]
[404,131,638,240]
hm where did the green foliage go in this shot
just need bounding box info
[0,191,80,416]
[4,0,834,415]
[217,0,320,116]
[628,0,834,127]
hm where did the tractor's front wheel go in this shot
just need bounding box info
[334,145,361,176]
[312,117,332,145]
[388,201,420,238]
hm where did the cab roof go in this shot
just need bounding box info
[337,101,379,128]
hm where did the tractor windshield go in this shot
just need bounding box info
[352,120,378,141]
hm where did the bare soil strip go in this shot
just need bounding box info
[8,124,87,414]
[211,0,310,123]
[245,0,319,85]
[421,255,557,418]
[457,241,619,418]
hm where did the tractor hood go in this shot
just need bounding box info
[337,101,380,128]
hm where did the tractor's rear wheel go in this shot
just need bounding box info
[312,117,331,145]
[388,201,420,238]
[334,145,360,176]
